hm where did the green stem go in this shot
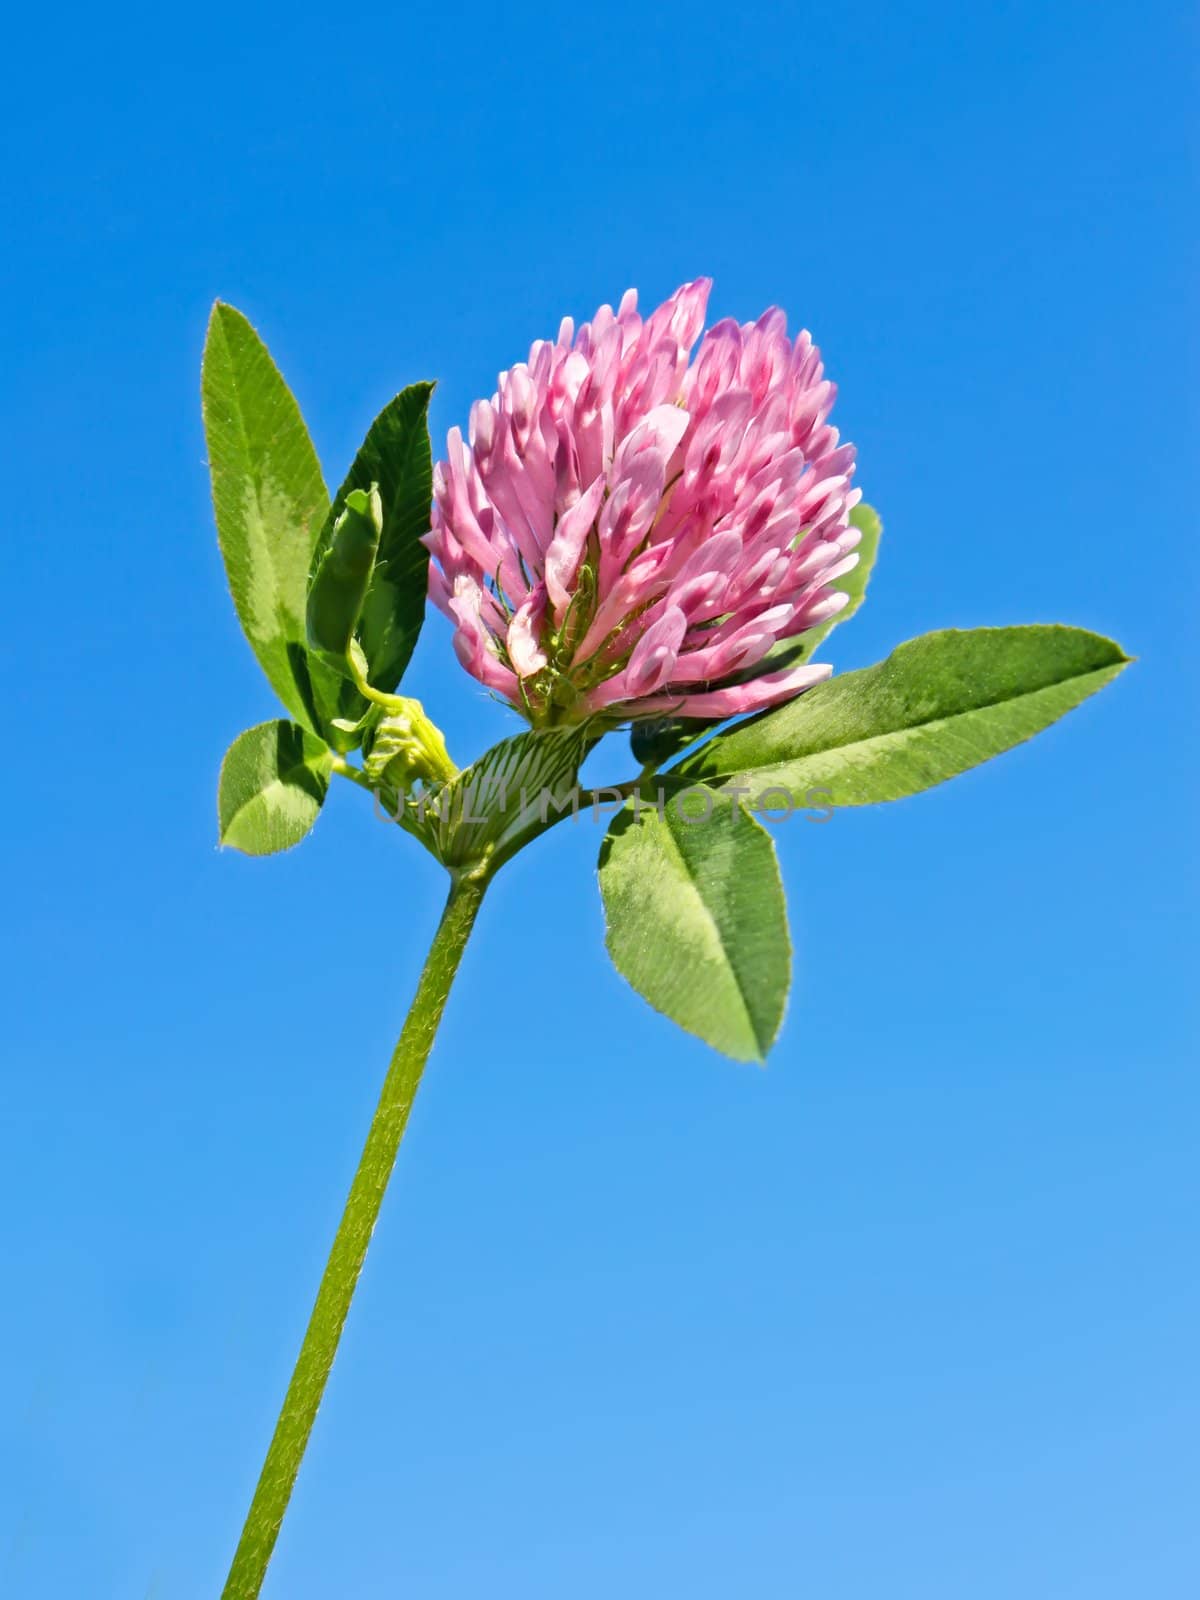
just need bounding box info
[220,865,492,1599]
[329,754,371,790]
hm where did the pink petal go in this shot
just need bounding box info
[639,662,832,720]
[428,280,859,729]
[544,476,605,617]
[506,587,549,678]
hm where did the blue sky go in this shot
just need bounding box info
[1,1,1196,1595]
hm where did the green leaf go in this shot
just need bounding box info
[202,302,340,728]
[398,724,599,870]
[628,712,710,772]
[316,382,435,695]
[675,625,1131,807]
[630,503,883,770]
[306,485,383,670]
[598,786,790,1062]
[218,720,333,855]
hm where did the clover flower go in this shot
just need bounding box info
[426,280,862,727]
[205,293,1128,1600]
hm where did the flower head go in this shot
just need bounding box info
[426,280,861,728]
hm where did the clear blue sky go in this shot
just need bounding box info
[2,2,1196,1595]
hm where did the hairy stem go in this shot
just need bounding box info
[220,866,491,1599]
[329,754,372,789]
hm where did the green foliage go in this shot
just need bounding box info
[676,625,1130,806]
[400,725,599,870]
[201,303,341,730]
[628,709,708,773]
[202,296,1139,1600]
[218,720,333,855]
[598,787,790,1062]
[360,697,457,791]
[306,485,384,671]
[314,383,435,695]
[201,310,1131,1056]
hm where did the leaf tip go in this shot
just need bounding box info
[205,298,254,349]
